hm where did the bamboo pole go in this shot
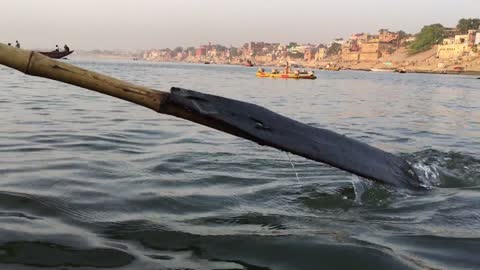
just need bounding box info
[0,43,168,112]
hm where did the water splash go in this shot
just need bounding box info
[411,162,440,189]
[286,152,300,182]
[351,175,368,204]
[408,149,480,189]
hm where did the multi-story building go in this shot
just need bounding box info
[342,30,401,62]
[304,48,315,61]
[195,46,207,57]
[315,47,327,60]
[436,32,477,59]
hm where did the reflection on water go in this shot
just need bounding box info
[0,59,479,269]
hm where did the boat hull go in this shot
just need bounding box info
[324,67,341,71]
[256,72,316,80]
[370,68,394,72]
[38,50,74,59]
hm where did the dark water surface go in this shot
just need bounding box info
[0,59,479,270]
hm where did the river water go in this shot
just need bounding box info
[0,59,479,270]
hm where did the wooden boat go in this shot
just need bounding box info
[38,50,74,59]
[370,68,395,72]
[244,60,254,67]
[324,66,341,71]
[256,72,316,80]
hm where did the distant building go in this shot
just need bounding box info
[360,41,381,61]
[378,29,399,44]
[341,30,400,62]
[195,47,207,57]
[341,47,360,62]
[350,33,369,43]
[404,36,416,43]
[454,34,469,44]
[332,38,345,45]
[467,29,480,46]
[436,34,472,59]
[304,48,315,61]
[315,48,327,60]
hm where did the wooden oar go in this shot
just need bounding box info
[0,43,424,190]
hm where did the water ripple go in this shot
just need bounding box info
[0,60,478,269]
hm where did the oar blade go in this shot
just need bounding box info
[163,87,423,190]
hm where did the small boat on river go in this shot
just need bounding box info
[256,68,316,80]
[38,50,74,59]
[370,68,395,72]
[324,66,341,71]
[244,60,254,67]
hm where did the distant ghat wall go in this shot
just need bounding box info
[341,48,359,62]
[360,52,380,62]
[341,42,395,62]
[437,44,469,59]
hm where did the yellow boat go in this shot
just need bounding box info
[256,72,316,80]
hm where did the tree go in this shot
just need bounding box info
[214,45,227,52]
[457,18,480,34]
[408,24,445,54]
[397,30,408,39]
[230,47,239,57]
[326,43,341,56]
[173,46,184,54]
[230,47,241,57]
[287,42,298,49]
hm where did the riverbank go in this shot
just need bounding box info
[76,47,480,76]
[315,46,480,76]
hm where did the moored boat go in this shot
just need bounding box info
[38,50,74,59]
[244,60,254,67]
[323,63,341,71]
[324,66,341,71]
[370,68,395,72]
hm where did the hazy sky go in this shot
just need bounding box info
[2,0,479,50]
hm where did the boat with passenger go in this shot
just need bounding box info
[256,62,316,79]
[39,50,74,59]
[38,44,74,59]
[256,67,316,80]
[244,59,254,67]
